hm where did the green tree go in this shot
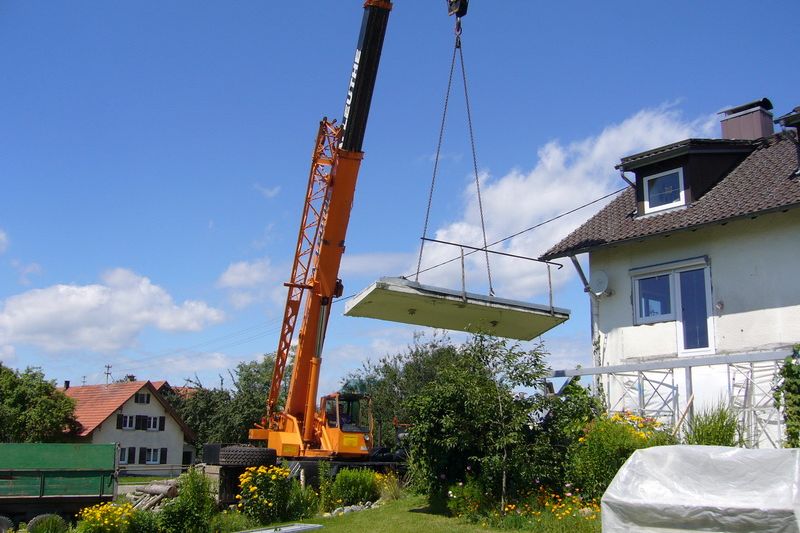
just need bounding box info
[166,353,292,450]
[0,364,78,442]
[228,354,291,441]
[525,377,604,490]
[403,335,548,510]
[344,332,465,449]
[774,345,800,447]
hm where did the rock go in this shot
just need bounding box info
[323,512,332,518]
[332,507,344,516]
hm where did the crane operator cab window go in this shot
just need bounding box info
[324,393,370,433]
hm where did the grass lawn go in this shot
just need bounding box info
[299,495,502,532]
[296,494,601,533]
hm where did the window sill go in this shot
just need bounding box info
[678,347,715,357]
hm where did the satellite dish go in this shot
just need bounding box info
[589,270,610,297]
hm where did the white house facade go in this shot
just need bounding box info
[65,381,194,476]
[542,99,800,447]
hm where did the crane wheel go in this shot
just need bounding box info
[218,446,277,467]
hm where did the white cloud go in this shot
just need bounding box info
[217,258,273,289]
[416,105,716,299]
[251,224,276,250]
[0,268,225,353]
[0,229,8,254]
[340,252,416,278]
[216,258,284,309]
[0,345,15,365]
[254,183,281,199]
[11,260,42,286]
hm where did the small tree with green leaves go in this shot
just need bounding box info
[0,364,78,442]
[774,345,800,447]
[404,335,548,511]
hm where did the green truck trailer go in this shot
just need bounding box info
[0,443,117,525]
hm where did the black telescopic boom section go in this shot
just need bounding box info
[340,1,391,153]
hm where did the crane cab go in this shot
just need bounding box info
[319,392,373,458]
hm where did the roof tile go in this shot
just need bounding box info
[542,132,800,259]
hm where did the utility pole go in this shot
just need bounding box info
[81,375,87,386]
[104,365,112,385]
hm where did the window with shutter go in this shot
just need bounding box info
[138,447,147,464]
[159,416,165,431]
[116,414,123,429]
[128,447,135,464]
[159,448,167,465]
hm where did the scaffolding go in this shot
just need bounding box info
[728,360,784,448]
[549,349,789,448]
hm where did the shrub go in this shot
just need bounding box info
[237,464,293,524]
[446,477,487,521]
[209,510,258,533]
[685,403,740,446]
[26,514,68,533]
[76,502,135,533]
[287,482,320,519]
[128,510,160,533]
[375,470,404,501]
[159,467,216,533]
[323,468,379,511]
[567,414,675,500]
[446,481,601,531]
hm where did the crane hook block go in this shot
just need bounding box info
[448,0,468,18]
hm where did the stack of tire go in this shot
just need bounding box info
[218,445,277,467]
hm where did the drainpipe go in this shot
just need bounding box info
[569,255,601,393]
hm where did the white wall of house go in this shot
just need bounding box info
[91,387,187,476]
[590,208,800,363]
[588,208,799,427]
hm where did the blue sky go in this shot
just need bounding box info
[1,1,798,394]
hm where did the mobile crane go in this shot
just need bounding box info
[247,0,468,460]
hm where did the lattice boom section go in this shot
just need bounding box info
[266,120,341,422]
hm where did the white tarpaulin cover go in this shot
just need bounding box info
[602,445,800,533]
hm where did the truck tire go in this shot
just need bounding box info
[26,514,67,533]
[0,516,13,533]
[218,446,276,467]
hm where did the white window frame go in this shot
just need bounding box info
[643,167,686,214]
[631,256,715,356]
[121,414,135,430]
[118,447,128,465]
[145,448,160,465]
[146,416,159,431]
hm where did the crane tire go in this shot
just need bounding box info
[218,446,277,467]
[0,516,13,533]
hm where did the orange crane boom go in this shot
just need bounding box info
[249,0,393,458]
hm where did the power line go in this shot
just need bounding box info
[113,321,283,374]
[411,186,626,277]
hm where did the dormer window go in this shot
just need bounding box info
[643,168,685,214]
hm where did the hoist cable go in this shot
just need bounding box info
[414,30,459,282]
[415,17,493,297]
[456,32,494,296]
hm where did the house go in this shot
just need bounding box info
[64,380,195,476]
[542,99,800,447]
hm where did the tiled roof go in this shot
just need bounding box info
[64,381,194,440]
[542,131,800,260]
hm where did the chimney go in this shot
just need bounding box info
[64,380,70,390]
[720,98,774,140]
